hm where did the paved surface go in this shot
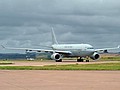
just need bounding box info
[1,60,120,66]
[0,70,120,90]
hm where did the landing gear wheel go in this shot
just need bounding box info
[77,59,83,62]
[86,60,89,62]
[56,59,62,62]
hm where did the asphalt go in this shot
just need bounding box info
[0,70,120,90]
[1,60,120,66]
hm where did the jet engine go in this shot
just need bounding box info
[90,52,100,60]
[51,53,62,60]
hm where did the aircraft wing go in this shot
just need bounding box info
[1,45,72,54]
[1,45,33,51]
[95,45,120,52]
[26,48,72,54]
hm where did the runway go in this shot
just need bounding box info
[0,70,120,90]
[1,60,120,66]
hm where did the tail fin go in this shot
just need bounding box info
[51,27,58,45]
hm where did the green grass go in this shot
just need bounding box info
[0,63,120,70]
[101,56,120,61]
[0,61,14,65]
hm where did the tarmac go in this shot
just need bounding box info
[0,70,120,90]
[0,60,120,90]
[1,60,120,66]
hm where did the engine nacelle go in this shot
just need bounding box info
[51,53,62,60]
[90,52,100,60]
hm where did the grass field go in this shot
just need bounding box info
[0,61,14,65]
[0,63,120,70]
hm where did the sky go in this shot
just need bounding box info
[0,0,120,53]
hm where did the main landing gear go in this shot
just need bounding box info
[77,57,90,62]
[55,57,90,62]
[77,57,84,62]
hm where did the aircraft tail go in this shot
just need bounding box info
[51,27,58,45]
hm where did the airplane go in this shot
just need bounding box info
[1,28,120,62]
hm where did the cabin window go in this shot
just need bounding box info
[64,46,72,48]
[87,47,94,49]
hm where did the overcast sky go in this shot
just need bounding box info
[0,0,120,53]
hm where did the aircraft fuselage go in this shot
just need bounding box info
[52,44,94,57]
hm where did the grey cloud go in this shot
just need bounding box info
[0,0,120,53]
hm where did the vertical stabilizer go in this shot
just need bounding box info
[51,27,58,45]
